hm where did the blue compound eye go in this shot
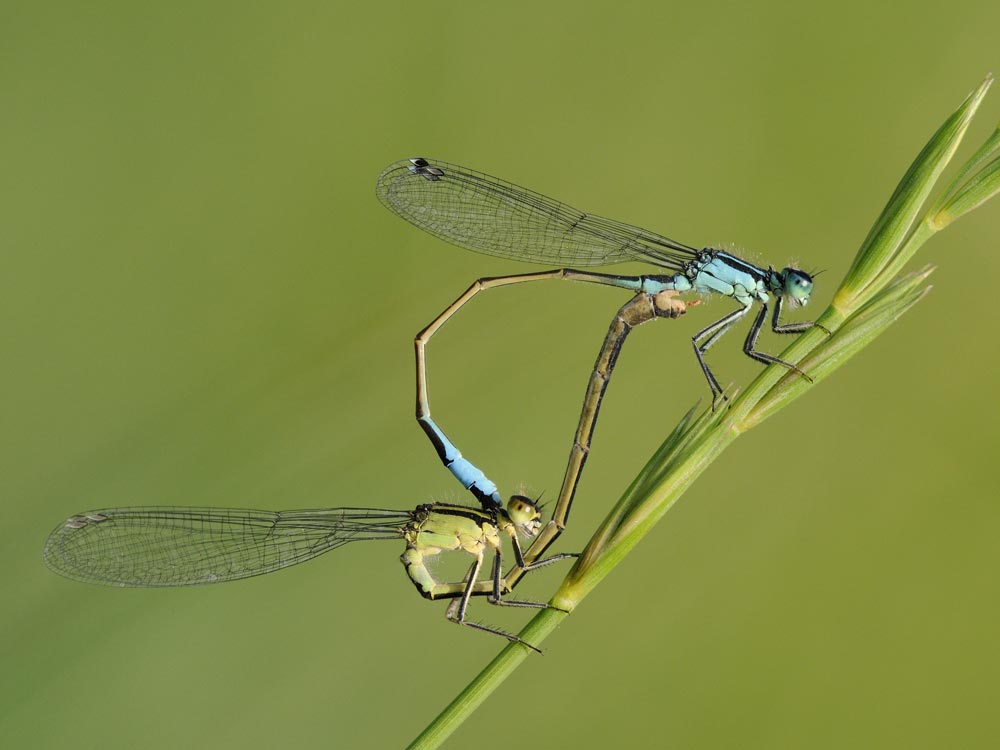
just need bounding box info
[782,268,814,305]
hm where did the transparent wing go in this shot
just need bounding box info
[376,157,698,270]
[43,506,411,587]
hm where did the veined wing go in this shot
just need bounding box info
[376,157,698,270]
[43,506,411,587]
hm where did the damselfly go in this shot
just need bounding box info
[43,496,574,651]
[377,157,827,411]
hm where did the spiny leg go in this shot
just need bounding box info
[487,535,576,610]
[697,308,744,353]
[692,304,752,406]
[771,296,831,335]
[519,553,579,573]
[445,554,542,652]
[507,523,579,572]
[486,547,564,610]
[742,302,812,381]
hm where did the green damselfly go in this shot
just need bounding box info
[43,496,574,651]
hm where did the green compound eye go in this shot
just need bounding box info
[506,494,541,526]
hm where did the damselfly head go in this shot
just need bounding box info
[780,267,814,307]
[506,494,543,537]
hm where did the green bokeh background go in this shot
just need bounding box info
[4,2,1000,748]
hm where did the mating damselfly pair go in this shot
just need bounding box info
[43,157,823,651]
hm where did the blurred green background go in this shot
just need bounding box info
[3,2,1000,748]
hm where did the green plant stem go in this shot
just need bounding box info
[406,609,568,750]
